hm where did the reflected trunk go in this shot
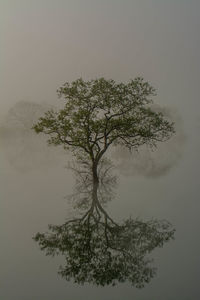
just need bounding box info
[33,158,175,287]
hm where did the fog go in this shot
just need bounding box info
[1,1,200,299]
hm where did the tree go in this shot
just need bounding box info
[33,77,175,286]
[33,77,174,187]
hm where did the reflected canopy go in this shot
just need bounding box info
[34,159,175,287]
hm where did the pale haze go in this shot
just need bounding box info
[1,1,200,299]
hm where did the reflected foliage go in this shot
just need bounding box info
[34,160,175,287]
[35,217,174,287]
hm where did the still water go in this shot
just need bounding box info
[1,125,200,299]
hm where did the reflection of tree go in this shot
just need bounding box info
[67,158,117,210]
[34,161,175,287]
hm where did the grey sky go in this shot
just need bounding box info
[1,1,200,299]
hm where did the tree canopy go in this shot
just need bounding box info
[33,77,174,163]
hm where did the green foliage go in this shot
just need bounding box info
[33,78,174,162]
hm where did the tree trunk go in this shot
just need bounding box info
[92,162,99,203]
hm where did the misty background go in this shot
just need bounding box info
[1,1,200,299]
